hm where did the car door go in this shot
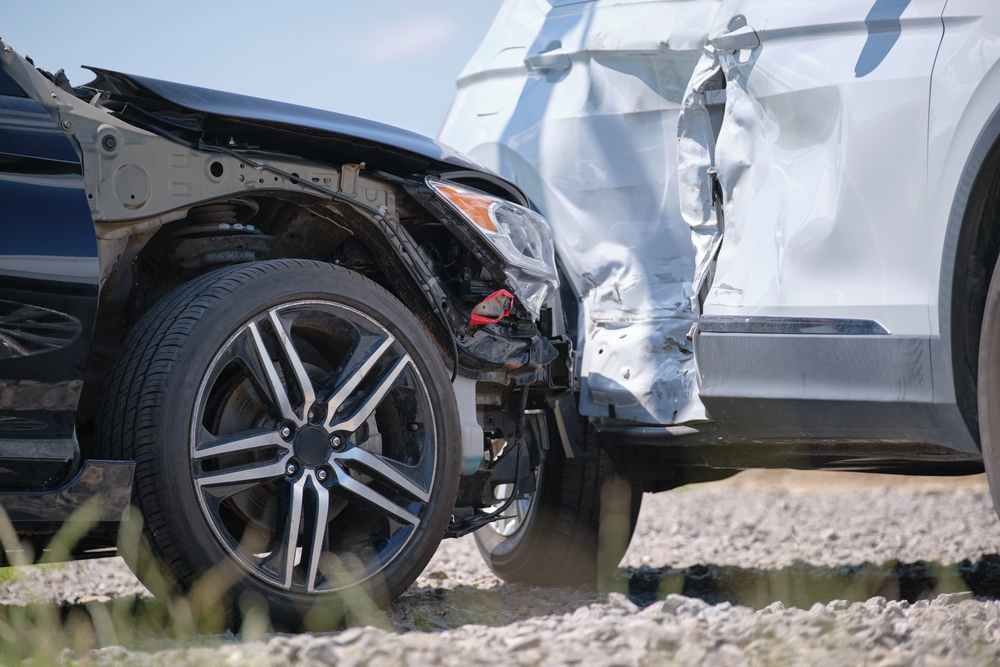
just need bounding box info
[695,0,955,435]
[705,0,946,334]
[0,64,98,488]
[442,0,949,435]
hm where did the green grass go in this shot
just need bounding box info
[0,494,401,665]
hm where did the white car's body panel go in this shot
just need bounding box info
[706,0,943,338]
[440,0,1000,447]
[929,2,1000,336]
[441,0,722,424]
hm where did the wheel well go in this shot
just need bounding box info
[951,134,1000,448]
[79,195,449,454]
[129,197,437,319]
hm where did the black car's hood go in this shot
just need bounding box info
[83,67,511,188]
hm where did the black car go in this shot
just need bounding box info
[0,39,591,628]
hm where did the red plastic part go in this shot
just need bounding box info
[469,289,514,326]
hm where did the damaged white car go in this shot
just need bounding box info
[441,0,1000,580]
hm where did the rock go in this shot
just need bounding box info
[760,601,785,615]
[509,637,541,651]
[607,592,639,613]
[77,594,111,604]
[934,591,974,606]
[865,597,889,612]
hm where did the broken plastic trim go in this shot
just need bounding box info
[470,289,514,326]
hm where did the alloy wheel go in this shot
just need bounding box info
[190,300,436,593]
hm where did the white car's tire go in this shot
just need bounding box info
[474,411,641,585]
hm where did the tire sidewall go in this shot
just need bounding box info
[473,412,642,585]
[137,261,460,618]
[980,259,1000,516]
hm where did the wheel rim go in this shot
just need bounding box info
[487,483,534,537]
[190,300,436,594]
[486,412,544,538]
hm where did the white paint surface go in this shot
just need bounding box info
[441,0,1000,425]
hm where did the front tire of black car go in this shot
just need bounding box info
[474,409,642,586]
[96,260,460,630]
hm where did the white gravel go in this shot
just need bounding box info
[90,593,1000,667]
[4,470,1000,665]
[626,483,1000,570]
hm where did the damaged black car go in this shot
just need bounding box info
[0,39,595,627]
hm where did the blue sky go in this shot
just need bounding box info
[2,1,502,138]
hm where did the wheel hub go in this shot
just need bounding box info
[293,426,331,467]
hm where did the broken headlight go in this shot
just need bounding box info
[427,177,558,320]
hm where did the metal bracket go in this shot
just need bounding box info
[554,396,597,461]
[340,162,364,197]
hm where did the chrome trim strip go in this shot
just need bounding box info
[699,316,891,335]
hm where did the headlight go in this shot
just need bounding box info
[427,177,558,320]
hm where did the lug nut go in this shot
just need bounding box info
[330,435,343,449]
[407,422,421,433]
[317,469,328,482]
[285,462,297,476]
[280,425,292,439]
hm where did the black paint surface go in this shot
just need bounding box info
[0,76,97,490]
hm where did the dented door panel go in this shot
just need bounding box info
[442,0,948,428]
[707,0,946,336]
[441,0,722,424]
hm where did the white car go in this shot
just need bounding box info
[441,0,1000,581]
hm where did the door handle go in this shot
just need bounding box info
[710,25,760,52]
[525,49,572,73]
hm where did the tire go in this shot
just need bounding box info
[980,256,1000,518]
[473,410,642,585]
[96,260,460,630]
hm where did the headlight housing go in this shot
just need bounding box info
[427,178,558,320]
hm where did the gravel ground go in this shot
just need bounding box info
[5,470,1000,665]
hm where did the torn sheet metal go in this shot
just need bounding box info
[677,47,725,312]
[440,0,721,424]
